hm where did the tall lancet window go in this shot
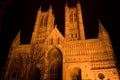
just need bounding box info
[70,12,73,23]
[40,16,44,26]
[70,12,77,23]
[74,12,77,22]
[44,15,48,26]
[40,15,48,26]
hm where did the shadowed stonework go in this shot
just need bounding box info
[3,1,120,80]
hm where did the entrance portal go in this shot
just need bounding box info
[30,67,41,80]
[72,69,81,80]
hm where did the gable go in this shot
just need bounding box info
[44,26,64,45]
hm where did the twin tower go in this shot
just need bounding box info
[3,1,120,80]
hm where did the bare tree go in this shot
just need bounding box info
[28,44,45,80]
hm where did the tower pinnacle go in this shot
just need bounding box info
[48,4,52,14]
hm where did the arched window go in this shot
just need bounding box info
[74,12,77,22]
[70,12,73,23]
[71,34,73,38]
[70,12,77,23]
[44,15,48,26]
[48,48,62,80]
[40,16,44,26]
[50,63,61,80]
[75,34,77,38]
[40,15,48,26]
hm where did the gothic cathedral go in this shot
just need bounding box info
[3,1,120,80]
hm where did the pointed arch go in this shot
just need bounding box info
[47,48,62,80]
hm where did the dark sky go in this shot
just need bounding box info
[0,0,120,74]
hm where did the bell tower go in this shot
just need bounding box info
[65,1,85,41]
[31,5,55,44]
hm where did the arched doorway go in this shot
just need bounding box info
[30,67,41,80]
[48,48,62,80]
[71,68,81,80]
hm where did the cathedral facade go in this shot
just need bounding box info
[3,2,120,80]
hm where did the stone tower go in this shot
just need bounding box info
[3,1,120,80]
[65,1,85,40]
[31,5,55,44]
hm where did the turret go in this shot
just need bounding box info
[65,2,70,40]
[76,1,85,40]
[46,5,54,34]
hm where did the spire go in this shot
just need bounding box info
[49,4,52,14]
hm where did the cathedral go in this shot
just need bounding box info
[3,1,120,80]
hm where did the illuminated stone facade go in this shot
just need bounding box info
[3,2,120,80]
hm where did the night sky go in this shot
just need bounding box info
[0,0,120,75]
